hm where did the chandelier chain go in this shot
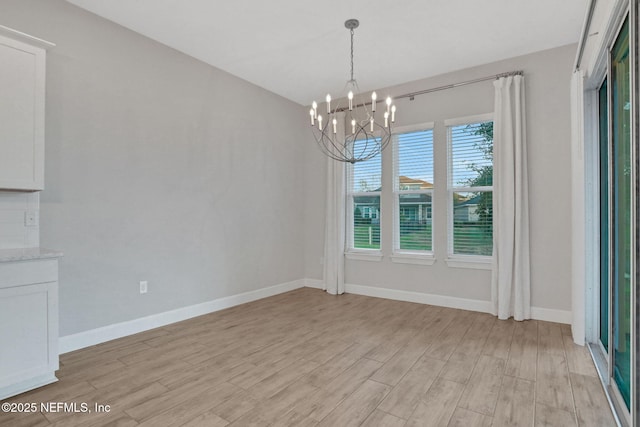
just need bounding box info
[350,28,354,82]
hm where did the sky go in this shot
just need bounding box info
[352,124,492,192]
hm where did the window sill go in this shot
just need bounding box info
[391,252,436,266]
[345,251,384,262]
[445,256,492,270]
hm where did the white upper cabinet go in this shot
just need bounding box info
[0,26,54,191]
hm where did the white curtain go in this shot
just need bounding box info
[323,113,346,295]
[491,75,531,321]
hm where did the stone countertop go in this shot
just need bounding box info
[0,247,63,263]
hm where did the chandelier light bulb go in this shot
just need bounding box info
[348,91,354,110]
[391,105,396,123]
[351,119,356,134]
[332,118,337,134]
[370,117,374,132]
[312,101,318,118]
[384,111,389,128]
[310,108,315,126]
[318,114,323,130]
[326,94,331,113]
[386,96,392,114]
[371,91,377,111]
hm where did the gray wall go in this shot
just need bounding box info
[1,0,575,338]
[304,44,575,313]
[0,0,309,336]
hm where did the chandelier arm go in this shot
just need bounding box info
[321,120,349,158]
[313,119,356,162]
[313,130,347,162]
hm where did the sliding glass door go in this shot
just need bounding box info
[598,15,633,417]
[611,17,632,408]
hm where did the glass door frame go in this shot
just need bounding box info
[631,0,639,423]
[585,2,638,425]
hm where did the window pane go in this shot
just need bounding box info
[610,17,631,409]
[397,130,434,188]
[353,195,380,249]
[399,193,432,251]
[450,122,493,187]
[351,140,381,192]
[452,191,493,255]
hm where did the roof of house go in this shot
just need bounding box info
[399,176,433,189]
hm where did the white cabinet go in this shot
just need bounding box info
[0,26,54,191]
[0,253,60,400]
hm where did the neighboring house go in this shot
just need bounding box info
[398,176,432,224]
[453,194,480,222]
[354,176,434,225]
[353,194,381,223]
[355,177,483,225]
[398,175,433,191]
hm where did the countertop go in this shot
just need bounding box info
[0,247,63,263]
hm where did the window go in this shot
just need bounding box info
[393,126,434,254]
[348,139,381,251]
[447,115,494,259]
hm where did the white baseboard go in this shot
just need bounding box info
[59,279,305,354]
[531,306,573,325]
[302,278,324,289]
[344,283,572,324]
[345,283,493,313]
[0,374,57,401]
[60,278,573,354]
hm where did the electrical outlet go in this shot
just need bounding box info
[24,211,38,227]
[139,281,148,294]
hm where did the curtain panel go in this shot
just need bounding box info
[323,113,346,295]
[491,75,531,320]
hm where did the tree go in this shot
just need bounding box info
[464,122,493,233]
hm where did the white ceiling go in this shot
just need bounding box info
[66,0,586,105]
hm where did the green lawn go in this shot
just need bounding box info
[453,222,493,255]
[354,222,492,254]
[354,224,380,249]
[399,224,432,251]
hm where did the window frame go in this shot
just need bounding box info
[391,122,436,265]
[445,113,494,269]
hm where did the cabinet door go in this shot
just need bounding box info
[0,35,46,190]
[0,281,58,392]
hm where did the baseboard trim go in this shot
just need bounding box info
[59,279,305,354]
[302,278,324,289]
[0,374,57,401]
[60,279,572,354]
[345,283,493,313]
[531,306,573,325]
[344,283,572,324]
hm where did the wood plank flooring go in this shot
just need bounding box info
[0,288,616,426]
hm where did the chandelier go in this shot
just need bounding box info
[309,19,396,164]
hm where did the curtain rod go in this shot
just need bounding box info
[395,70,523,101]
[329,70,523,111]
[574,0,596,71]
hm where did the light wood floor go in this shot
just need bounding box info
[1,288,616,427]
